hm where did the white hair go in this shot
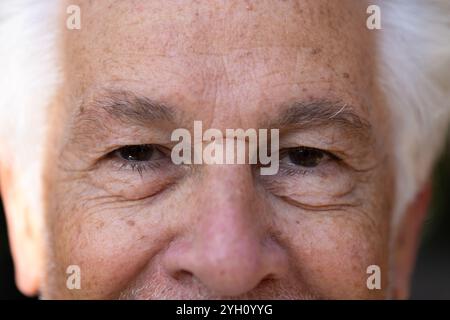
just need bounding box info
[0,0,449,229]
[375,0,450,228]
[0,1,62,258]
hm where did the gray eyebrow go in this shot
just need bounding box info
[75,91,370,138]
[80,89,175,125]
[274,100,372,136]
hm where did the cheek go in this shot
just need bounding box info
[51,201,174,299]
[281,213,389,299]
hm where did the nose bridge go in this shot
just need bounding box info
[195,164,259,250]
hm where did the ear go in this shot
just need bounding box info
[392,182,432,299]
[0,162,43,297]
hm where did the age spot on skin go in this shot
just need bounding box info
[311,48,322,55]
[95,221,105,230]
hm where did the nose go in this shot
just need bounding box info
[163,166,288,297]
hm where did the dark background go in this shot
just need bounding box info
[1,141,449,299]
[410,138,450,299]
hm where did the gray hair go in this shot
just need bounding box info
[376,0,450,228]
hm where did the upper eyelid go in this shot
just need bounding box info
[280,147,340,161]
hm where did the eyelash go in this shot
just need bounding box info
[277,165,314,176]
[277,148,341,176]
[116,160,164,175]
[109,145,340,176]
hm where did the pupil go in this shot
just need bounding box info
[119,145,153,161]
[288,147,324,167]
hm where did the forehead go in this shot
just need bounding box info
[62,0,374,123]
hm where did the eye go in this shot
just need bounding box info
[115,145,156,162]
[286,147,335,168]
[109,144,171,174]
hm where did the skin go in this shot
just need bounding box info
[0,0,431,299]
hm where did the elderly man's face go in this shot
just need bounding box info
[33,0,398,299]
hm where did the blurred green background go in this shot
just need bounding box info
[0,138,449,299]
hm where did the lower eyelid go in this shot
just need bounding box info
[277,165,313,176]
[277,157,341,178]
[110,158,167,173]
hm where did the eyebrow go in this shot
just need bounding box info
[79,89,175,126]
[76,90,371,138]
[273,100,372,137]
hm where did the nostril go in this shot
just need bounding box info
[262,273,276,282]
[259,273,277,287]
[172,269,194,282]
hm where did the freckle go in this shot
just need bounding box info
[96,221,105,230]
[311,48,322,55]
[296,220,300,225]
[127,220,135,227]
[302,88,308,92]
[343,72,350,79]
